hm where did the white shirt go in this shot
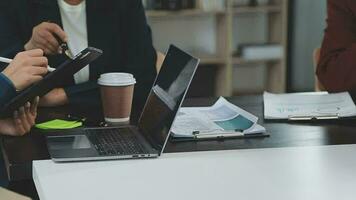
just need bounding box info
[57,0,89,84]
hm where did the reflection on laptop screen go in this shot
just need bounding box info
[138,45,199,152]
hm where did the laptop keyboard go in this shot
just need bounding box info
[86,128,148,156]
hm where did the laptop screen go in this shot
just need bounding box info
[138,45,199,153]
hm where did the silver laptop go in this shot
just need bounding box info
[46,45,200,162]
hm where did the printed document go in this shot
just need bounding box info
[171,97,266,138]
[263,92,356,119]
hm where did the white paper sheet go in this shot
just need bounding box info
[171,97,265,138]
[263,92,356,119]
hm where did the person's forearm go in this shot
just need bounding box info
[39,88,68,107]
[63,81,101,106]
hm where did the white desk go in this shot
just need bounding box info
[33,145,356,200]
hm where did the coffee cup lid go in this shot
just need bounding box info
[98,73,136,86]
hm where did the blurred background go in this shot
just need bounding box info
[142,0,327,97]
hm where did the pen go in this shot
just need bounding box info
[53,34,74,59]
[47,20,74,59]
[0,56,55,72]
[194,132,245,139]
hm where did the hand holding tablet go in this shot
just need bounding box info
[0,47,103,118]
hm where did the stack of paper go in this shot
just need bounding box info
[263,92,356,120]
[171,97,266,138]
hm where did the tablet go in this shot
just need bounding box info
[0,47,103,118]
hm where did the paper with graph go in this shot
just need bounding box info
[171,97,266,138]
[263,92,356,120]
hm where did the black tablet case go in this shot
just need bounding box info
[0,47,103,118]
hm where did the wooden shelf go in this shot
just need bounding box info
[145,0,289,96]
[193,54,226,65]
[232,89,264,96]
[146,5,281,18]
[232,57,282,65]
[146,9,226,18]
[232,5,282,14]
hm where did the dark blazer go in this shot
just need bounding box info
[0,0,157,115]
[0,73,16,108]
[317,0,356,93]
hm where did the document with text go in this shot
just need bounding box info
[263,92,356,120]
[171,97,266,138]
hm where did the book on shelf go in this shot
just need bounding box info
[236,43,283,60]
[231,0,270,7]
[143,0,196,11]
[196,0,226,11]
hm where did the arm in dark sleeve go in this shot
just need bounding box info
[0,1,25,59]
[122,0,157,114]
[63,81,101,107]
[317,0,356,92]
[0,73,17,108]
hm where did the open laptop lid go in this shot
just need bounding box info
[138,45,199,155]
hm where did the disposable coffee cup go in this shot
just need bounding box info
[98,73,136,125]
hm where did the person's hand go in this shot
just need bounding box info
[1,49,48,91]
[0,97,39,136]
[24,22,68,55]
[39,88,68,107]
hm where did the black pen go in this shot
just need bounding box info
[47,20,74,59]
[53,34,74,59]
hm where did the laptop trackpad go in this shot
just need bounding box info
[48,135,92,150]
[47,135,99,160]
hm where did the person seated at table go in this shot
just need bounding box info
[317,0,356,93]
[0,49,48,136]
[0,0,157,115]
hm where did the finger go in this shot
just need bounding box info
[19,107,31,132]
[43,41,57,54]
[25,102,31,113]
[13,111,26,136]
[27,57,48,67]
[25,102,35,126]
[42,32,60,52]
[23,49,44,57]
[47,23,67,42]
[29,67,48,76]
[43,31,59,47]
[31,96,40,116]
[39,40,57,54]
[33,37,57,54]
[38,46,56,56]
